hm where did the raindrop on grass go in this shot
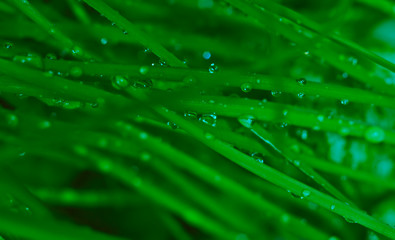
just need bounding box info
[199,113,217,127]
[133,79,153,89]
[271,91,282,97]
[364,126,385,143]
[4,41,14,49]
[166,121,179,129]
[202,51,211,60]
[100,38,108,45]
[241,83,252,93]
[340,99,349,105]
[302,189,311,198]
[296,78,306,86]
[112,75,130,90]
[330,205,336,211]
[184,111,198,119]
[251,152,264,163]
[297,92,305,99]
[238,115,255,128]
[208,63,218,73]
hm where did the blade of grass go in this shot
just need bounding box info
[152,104,395,239]
[82,0,186,68]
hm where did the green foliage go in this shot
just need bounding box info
[0,0,395,239]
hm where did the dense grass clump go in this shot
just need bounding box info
[0,0,395,239]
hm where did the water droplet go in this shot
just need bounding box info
[340,99,349,105]
[317,115,324,122]
[271,91,282,97]
[208,63,218,73]
[328,236,340,240]
[184,111,198,119]
[302,189,311,198]
[202,51,211,60]
[133,79,153,88]
[304,50,310,56]
[240,83,252,93]
[199,113,217,127]
[166,121,178,129]
[139,66,149,75]
[4,41,14,49]
[296,78,307,86]
[297,92,305,98]
[251,152,264,163]
[112,75,130,90]
[100,38,108,45]
[294,160,301,166]
[159,59,167,67]
[330,204,336,211]
[71,46,82,56]
[238,115,255,128]
[70,66,82,78]
[123,30,128,35]
[364,126,385,143]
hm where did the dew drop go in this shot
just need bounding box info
[100,38,108,45]
[238,115,255,129]
[240,83,252,93]
[166,121,178,129]
[271,91,282,97]
[340,99,349,105]
[330,204,336,211]
[302,189,311,197]
[297,92,305,99]
[202,51,211,60]
[251,152,264,163]
[364,126,385,143]
[296,78,307,86]
[133,79,153,89]
[208,63,219,73]
[112,75,130,90]
[4,41,14,49]
[71,46,82,56]
[317,115,325,122]
[184,111,198,119]
[199,113,217,127]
